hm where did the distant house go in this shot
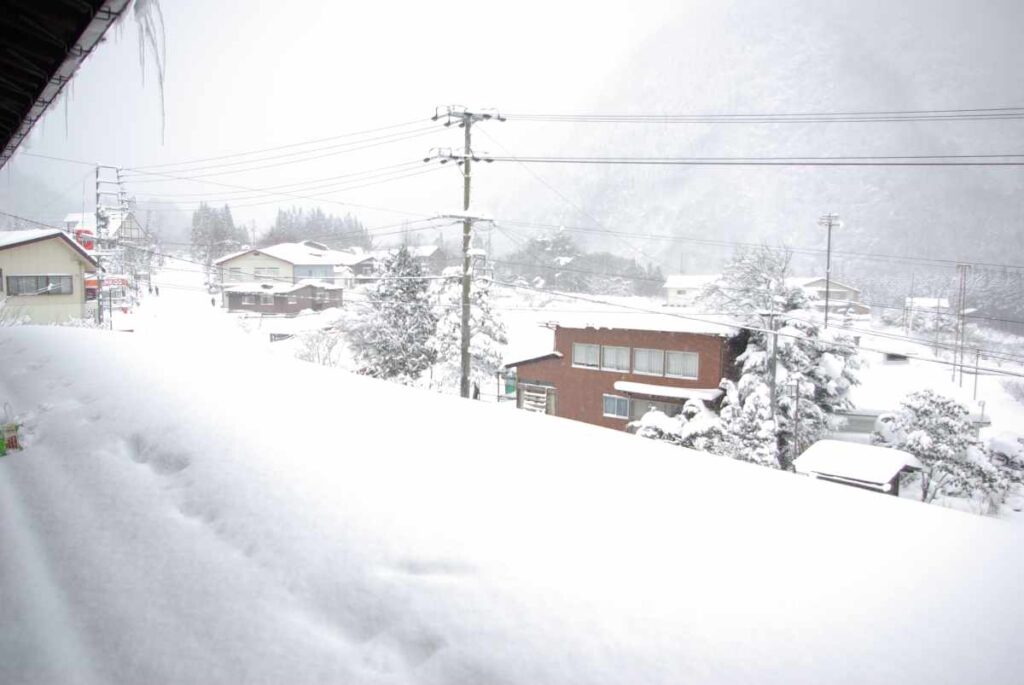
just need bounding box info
[222,280,343,315]
[793,440,922,496]
[365,245,447,277]
[216,240,357,287]
[0,229,98,324]
[787,276,869,316]
[62,213,96,250]
[504,314,745,430]
[663,274,720,306]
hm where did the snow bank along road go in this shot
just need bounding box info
[1,326,1022,684]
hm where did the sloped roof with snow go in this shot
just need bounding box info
[786,276,861,293]
[1,327,1021,683]
[216,243,368,267]
[0,228,98,267]
[794,439,924,486]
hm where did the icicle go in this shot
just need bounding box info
[133,0,167,143]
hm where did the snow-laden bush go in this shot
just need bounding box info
[874,389,1013,512]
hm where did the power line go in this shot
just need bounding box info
[131,166,447,210]
[484,153,1024,167]
[506,106,1024,124]
[126,119,428,170]
[119,127,439,180]
[125,160,424,198]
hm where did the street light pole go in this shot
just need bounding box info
[817,213,842,328]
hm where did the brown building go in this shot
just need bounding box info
[223,281,342,315]
[506,321,746,431]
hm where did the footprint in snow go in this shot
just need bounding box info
[126,433,191,475]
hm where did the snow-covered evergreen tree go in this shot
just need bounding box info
[719,379,780,467]
[348,247,437,383]
[430,271,508,395]
[874,389,1001,507]
[698,246,860,467]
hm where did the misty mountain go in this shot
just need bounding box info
[508,0,1024,285]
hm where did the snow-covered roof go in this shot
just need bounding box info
[613,381,724,402]
[2,326,1022,683]
[794,439,924,487]
[663,274,720,290]
[63,212,96,231]
[216,243,367,267]
[554,311,742,337]
[906,297,950,309]
[786,276,860,293]
[369,245,440,261]
[0,228,98,267]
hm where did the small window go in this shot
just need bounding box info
[666,350,699,379]
[601,345,630,372]
[228,267,242,281]
[242,294,256,305]
[572,343,600,368]
[634,348,664,376]
[287,295,298,305]
[602,394,630,419]
[259,293,274,305]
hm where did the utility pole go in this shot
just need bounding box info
[425,105,504,398]
[952,263,971,385]
[94,164,120,325]
[817,212,842,328]
[95,165,104,325]
[792,379,801,461]
[905,272,915,335]
[973,348,981,400]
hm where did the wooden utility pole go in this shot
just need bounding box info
[952,264,971,385]
[817,212,841,328]
[427,105,504,398]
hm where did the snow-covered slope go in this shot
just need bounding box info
[1,326,1022,683]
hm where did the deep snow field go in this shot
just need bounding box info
[1,258,1023,683]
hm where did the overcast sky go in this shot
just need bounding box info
[4,0,1023,262]
[5,0,680,232]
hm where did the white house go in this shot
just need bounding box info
[0,229,98,324]
[787,276,869,315]
[215,240,358,287]
[662,274,720,306]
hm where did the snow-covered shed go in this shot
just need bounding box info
[794,439,923,496]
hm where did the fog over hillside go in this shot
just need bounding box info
[497,0,1024,278]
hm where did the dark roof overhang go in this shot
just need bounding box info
[0,0,132,170]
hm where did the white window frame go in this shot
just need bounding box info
[665,350,700,379]
[241,294,256,305]
[228,267,242,282]
[259,293,274,305]
[287,294,299,305]
[572,342,600,369]
[633,348,664,376]
[602,394,630,419]
[601,345,631,372]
